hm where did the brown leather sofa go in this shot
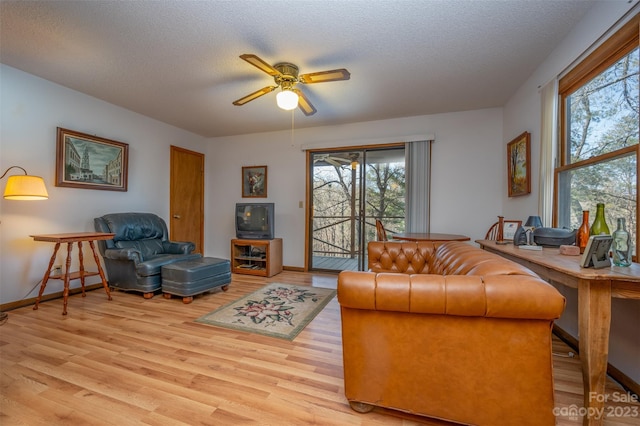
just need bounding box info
[338,241,566,426]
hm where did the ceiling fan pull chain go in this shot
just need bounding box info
[291,109,295,147]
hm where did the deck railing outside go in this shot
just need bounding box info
[312,215,404,261]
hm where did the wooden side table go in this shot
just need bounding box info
[30,232,115,315]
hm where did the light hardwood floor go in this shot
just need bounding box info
[1,271,638,425]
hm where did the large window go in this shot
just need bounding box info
[555,14,639,255]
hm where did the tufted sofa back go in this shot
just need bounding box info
[367,241,435,273]
[430,241,538,277]
[368,240,537,278]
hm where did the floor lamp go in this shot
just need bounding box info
[0,166,49,323]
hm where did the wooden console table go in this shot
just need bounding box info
[31,232,115,315]
[477,240,640,425]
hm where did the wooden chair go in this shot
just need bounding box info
[375,219,388,241]
[485,217,522,240]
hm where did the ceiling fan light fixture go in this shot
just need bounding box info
[235,54,349,116]
[276,89,298,111]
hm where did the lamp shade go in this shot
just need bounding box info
[525,215,543,228]
[276,89,298,110]
[4,175,49,200]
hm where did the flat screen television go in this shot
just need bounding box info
[235,202,275,240]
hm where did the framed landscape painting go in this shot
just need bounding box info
[507,131,531,197]
[56,127,129,191]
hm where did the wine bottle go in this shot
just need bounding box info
[576,210,590,253]
[589,203,610,236]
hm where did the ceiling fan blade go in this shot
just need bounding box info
[325,158,344,167]
[299,68,350,84]
[240,54,281,77]
[293,89,317,116]
[329,156,351,163]
[232,86,277,106]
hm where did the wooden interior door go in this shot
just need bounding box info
[170,146,204,254]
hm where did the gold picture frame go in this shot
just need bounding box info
[56,127,129,192]
[242,165,267,198]
[507,131,531,197]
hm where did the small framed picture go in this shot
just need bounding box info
[507,132,531,197]
[56,127,129,192]
[502,220,522,240]
[242,165,267,198]
[581,235,613,268]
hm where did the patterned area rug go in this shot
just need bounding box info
[195,283,336,340]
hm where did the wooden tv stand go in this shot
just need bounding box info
[231,238,282,277]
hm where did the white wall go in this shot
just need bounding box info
[0,63,504,305]
[0,64,207,303]
[501,2,640,384]
[204,108,504,266]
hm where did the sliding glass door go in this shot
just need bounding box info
[309,146,405,271]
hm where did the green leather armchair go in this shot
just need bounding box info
[94,212,201,298]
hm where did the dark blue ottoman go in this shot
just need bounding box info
[161,257,231,304]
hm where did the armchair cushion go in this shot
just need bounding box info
[104,213,166,242]
[136,254,201,276]
[163,241,195,254]
[115,239,165,259]
[103,247,143,263]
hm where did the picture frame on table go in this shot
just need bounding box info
[581,235,613,268]
[507,131,531,197]
[55,127,129,192]
[242,165,267,198]
[502,220,522,240]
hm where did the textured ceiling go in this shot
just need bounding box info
[0,0,596,138]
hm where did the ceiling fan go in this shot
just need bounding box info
[232,54,350,116]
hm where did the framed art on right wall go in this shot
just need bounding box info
[507,131,531,197]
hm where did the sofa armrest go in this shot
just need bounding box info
[162,241,195,254]
[104,247,143,264]
[337,271,565,320]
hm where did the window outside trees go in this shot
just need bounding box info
[556,16,639,256]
